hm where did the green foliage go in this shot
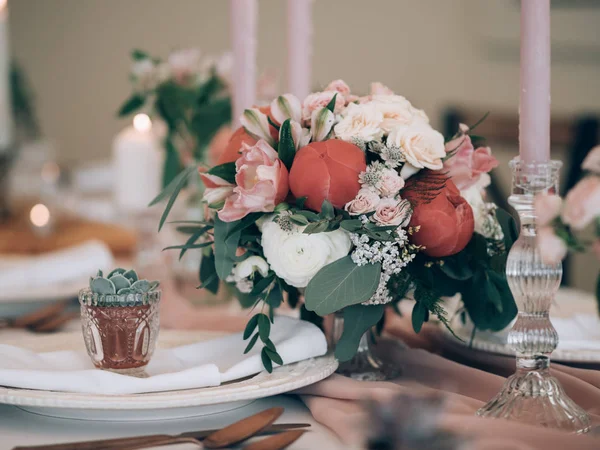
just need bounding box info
[213,217,242,280]
[335,304,385,362]
[151,166,197,231]
[243,313,283,373]
[117,94,146,117]
[325,93,338,112]
[305,256,381,316]
[199,250,220,294]
[277,119,296,170]
[89,268,159,296]
[163,136,182,187]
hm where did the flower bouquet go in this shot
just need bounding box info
[154,80,518,371]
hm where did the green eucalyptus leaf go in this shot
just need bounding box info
[149,164,195,207]
[320,200,334,220]
[213,216,242,280]
[261,348,273,373]
[334,304,385,362]
[258,314,271,342]
[109,274,131,291]
[90,277,116,295]
[340,220,362,232]
[131,49,151,61]
[266,284,283,308]
[411,301,428,333]
[264,339,276,352]
[244,333,259,354]
[295,197,307,209]
[305,256,381,316]
[265,348,283,366]
[162,137,182,187]
[289,214,309,226]
[243,315,260,340]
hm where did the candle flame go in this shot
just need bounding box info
[30,204,51,228]
[133,114,152,132]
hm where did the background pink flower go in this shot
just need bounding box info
[302,91,345,122]
[534,193,562,227]
[218,140,289,222]
[443,135,498,190]
[562,176,600,230]
[538,226,567,266]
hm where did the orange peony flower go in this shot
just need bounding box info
[218,105,279,165]
[289,140,366,212]
[403,172,474,258]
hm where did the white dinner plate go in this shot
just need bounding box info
[0,330,338,421]
[440,288,600,364]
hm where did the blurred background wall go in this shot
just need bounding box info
[7,0,600,293]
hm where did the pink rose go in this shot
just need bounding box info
[582,145,600,174]
[302,91,345,122]
[379,168,405,197]
[537,226,567,266]
[325,79,351,97]
[345,188,381,215]
[372,198,412,227]
[370,82,394,96]
[218,140,289,222]
[562,176,600,230]
[534,193,562,227]
[443,135,499,190]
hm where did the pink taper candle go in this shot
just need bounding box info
[230,0,257,128]
[519,0,551,164]
[287,0,313,100]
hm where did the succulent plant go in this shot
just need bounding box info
[89,268,159,295]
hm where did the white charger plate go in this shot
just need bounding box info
[440,288,600,364]
[0,330,338,421]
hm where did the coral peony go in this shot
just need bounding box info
[403,172,474,257]
[218,140,289,222]
[289,140,366,212]
[218,105,279,165]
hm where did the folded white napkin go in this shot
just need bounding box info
[0,240,113,292]
[0,317,328,395]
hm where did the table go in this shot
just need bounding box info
[0,395,343,450]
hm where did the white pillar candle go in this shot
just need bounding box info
[112,114,164,213]
[0,0,13,151]
[287,0,313,100]
[230,0,257,128]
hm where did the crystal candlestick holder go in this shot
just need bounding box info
[476,159,590,433]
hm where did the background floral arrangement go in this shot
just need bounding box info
[154,80,518,370]
[536,145,600,306]
[117,48,276,186]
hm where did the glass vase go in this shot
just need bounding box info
[476,159,590,433]
[329,311,401,381]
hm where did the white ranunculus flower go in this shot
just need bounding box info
[388,124,446,171]
[334,103,384,143]
[261,217,352,288]
[234,255,270,279]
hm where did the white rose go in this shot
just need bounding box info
[461,185,487,233]
[234,256,270,279]
[388,124,446,171]
[168,48,201,81]
[379,168,405,197]
[367,95,429,133]
[334,103,384,143]
[261,218,352,287]
[372,198,412,227]
[345,188,381,215]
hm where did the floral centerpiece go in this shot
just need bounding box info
[154,80,518,370]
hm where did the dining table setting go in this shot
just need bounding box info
[2,0,600,449]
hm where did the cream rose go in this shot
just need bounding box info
[368,95,429,133]
[379,168,405,197]
[333,103,384,143]
[345,188,381,215]
[388,124,446,172]
[261,217,351,287]
[372,198,412,227]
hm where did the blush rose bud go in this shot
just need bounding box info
[270,94,302,125]
[240,108,276,147]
